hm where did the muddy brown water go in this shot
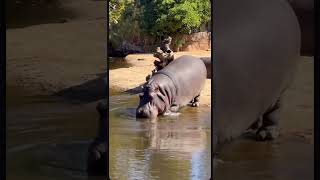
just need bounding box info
[109,92,211,180]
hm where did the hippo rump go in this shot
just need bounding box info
[288,0,314,56]
[200,57,212,79]
[136,55,207,119]
[212,0,301,150]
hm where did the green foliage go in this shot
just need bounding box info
[109,0,143,48]
[109,0,134,26]
[140,0,211,37]
[108,0,211,49]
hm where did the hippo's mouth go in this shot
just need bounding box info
[136,102,159,119]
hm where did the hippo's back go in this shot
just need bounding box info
[158,55,207,106]
[213,0,301,142]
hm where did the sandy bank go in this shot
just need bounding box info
[109,51,212,106]
[6,19,107,102]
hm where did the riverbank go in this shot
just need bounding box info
[109,51,212,106]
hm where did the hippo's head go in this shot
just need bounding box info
[136,83,168,119]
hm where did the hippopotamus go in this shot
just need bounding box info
[136,55,207,119]
[212,0,301,154]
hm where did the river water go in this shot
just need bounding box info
[109,91,211,180]
[6,85,211,180]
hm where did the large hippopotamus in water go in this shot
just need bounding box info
[136,55,207,119]
[212,0,301,152]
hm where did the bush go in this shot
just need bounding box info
[108,0,211,51]
[140,0,211,37]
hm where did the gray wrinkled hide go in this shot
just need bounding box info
[155,55,207,108]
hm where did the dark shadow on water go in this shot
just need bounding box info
[6,0,76,29]
[54,73,107,103]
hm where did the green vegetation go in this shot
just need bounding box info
[140,0,210,37]
[109,0,211,50]
[109,0,133,26]
[109,0,143,49]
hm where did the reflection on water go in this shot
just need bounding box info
[109,94,211,180]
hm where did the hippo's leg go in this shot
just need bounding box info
[163,104,181,116]
[256,98,281,141]
[146,74,151,81]
[247,116,263,131]
[190,94,200,107]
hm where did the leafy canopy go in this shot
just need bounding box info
[108,0,211,48]
[109,0,134,26]
[140,0,211,37]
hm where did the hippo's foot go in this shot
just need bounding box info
[146,74,151,81]
[190,94,200,107]
[255,98,282,141]
[191,102,200,107]
[256,126,280,141]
